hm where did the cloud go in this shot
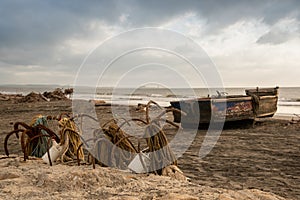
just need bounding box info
[257,30,294,45]
[257,17,300,44]
[0,0,300,86]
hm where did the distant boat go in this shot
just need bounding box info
[170,87,279,128]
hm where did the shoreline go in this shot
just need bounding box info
[273,113,299,120]
[1,87,300,116]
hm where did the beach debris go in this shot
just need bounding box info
[42,88,69,101]
[140,101,182,175]
[75,100,184,177]
[18,92,49,103]
[122,100,184,177]
[0,88,72,103]
[75,115,138,169]
[77,102,178,171]
[89,99,107,106]
[289,114,300,124]
[4,115,60,164]
[41,139,61,165]
[3,101,186,180]
[4,113,84,166]
[161,165,187,181]
[39,113,85,165]
[102,120,138,168]
[64,88,73,98]
[128,152,150,173]
[136,103,147,112]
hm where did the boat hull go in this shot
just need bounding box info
[170,87,278,129]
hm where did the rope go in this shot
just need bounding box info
[144,121,177,175]
[59,118,84,161]
[29,115,51,157]
[103,122,137,169]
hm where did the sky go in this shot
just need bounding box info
[0,0,300,88]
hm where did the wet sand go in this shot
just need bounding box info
[0,100,299,199]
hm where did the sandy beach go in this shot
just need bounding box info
[0,99,299,199]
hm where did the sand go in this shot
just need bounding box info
[0,100,299,199]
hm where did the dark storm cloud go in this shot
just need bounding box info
[1,0,299,48]
[0,0,121,66]
[0,0,119,47]
[129,0,300,33]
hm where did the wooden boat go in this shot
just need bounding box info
[170,87,279,128]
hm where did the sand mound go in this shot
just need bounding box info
[0,156,286,200]
[42,88,69,101]
[18,92,49,103]
[0,88,70,103]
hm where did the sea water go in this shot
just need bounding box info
[1,85,299,115]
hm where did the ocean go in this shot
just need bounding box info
[0,85,299,116]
